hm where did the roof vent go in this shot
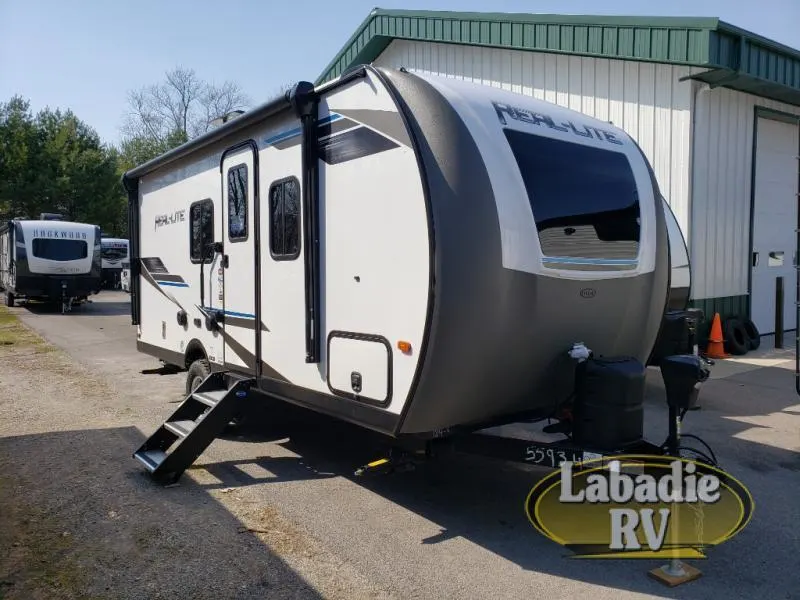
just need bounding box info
[40,212,64,221]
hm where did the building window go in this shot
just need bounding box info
[190,199,214,263]
[269,177,301,259]
[227,164,248,242]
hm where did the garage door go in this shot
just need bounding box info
[751,116,799,335]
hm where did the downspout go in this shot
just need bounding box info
[687,78,712,316]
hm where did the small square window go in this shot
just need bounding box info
[269,177,301,260]
[190,199,214,263]
[227,164,248,242]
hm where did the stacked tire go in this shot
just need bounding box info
[723,316,761,355]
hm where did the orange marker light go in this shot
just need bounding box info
[397,341,412,354]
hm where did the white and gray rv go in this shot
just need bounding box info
[124,66,708,484]
[100,236,129,289]
[0,216,103,310]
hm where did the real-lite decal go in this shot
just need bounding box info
[155,210,186,232]
[492,101,623,145]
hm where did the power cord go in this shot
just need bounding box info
[680,434,719,465]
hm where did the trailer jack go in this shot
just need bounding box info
[60,283,74,314]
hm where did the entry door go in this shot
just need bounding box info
[751,117,799,335]
[221,146,259,374]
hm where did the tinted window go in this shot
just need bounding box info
[504,129,640,263]
[227,165,248,241]
[190,199,214,262]
[31,238,88,261]
[102,245,127,260]
[269,178,301,259]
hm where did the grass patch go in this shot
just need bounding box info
[0,306,49,349]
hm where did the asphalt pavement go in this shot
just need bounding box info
[10,290,800,600]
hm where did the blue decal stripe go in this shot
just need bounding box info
[264,113,342,146]
[202,307,256,319]
[264,126,302,145]
[157,281,190,287]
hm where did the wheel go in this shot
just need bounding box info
[186,358,211,395]
[723,318,749,356]
[5,292,14,308]
[741,318,761,351]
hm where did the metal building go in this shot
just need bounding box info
[318,9,800,338]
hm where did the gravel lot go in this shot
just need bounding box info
[1,291,798,600]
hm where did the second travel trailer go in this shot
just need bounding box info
[100,236,129,289]
[0,215,103,312]
[123,65,711,484]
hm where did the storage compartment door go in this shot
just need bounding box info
[327,333,392,405]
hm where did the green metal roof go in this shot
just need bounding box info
[316,8,800,107]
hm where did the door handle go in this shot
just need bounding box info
[752,252,759,267]
[222,255,229,268]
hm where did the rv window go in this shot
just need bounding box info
[227,164,248,242]
[101,245,127,261]
[31,238,88,262]
[190,199,214,263]
[503,129,640,261]
[269,177,301,260]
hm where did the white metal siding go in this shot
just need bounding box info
[373,40,694,240]
[690,77,800,300]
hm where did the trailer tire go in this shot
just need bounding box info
[723,318,749,356]
[186,358,211,395]
[5,292,14,308]
[741,318,761,351]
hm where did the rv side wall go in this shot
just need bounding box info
[134,70,432,430]
[258,69,431,417]
[137,149,229,367]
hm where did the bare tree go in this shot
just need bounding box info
[121,66,251,144]
[200,81,250,135]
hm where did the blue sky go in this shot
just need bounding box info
[2,0,798,147]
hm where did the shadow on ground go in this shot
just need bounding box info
[0,426,324,600]
[17,298,130,318]
[183,364,799,600]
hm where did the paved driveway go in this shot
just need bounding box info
[9,291,800,600]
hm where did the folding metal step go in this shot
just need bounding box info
[193,389,226,408]
[133,372,253,485]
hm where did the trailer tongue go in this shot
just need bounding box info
[354,337,715,477]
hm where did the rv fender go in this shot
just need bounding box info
[183,338,208,369]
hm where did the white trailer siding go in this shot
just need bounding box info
[373,39,694,238]
[689,79,800,303]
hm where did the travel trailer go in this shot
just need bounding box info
[0,215,103,311]
[100,236,129,289]
[123,65,711,484]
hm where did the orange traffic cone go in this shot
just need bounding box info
[705,312,729,359]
